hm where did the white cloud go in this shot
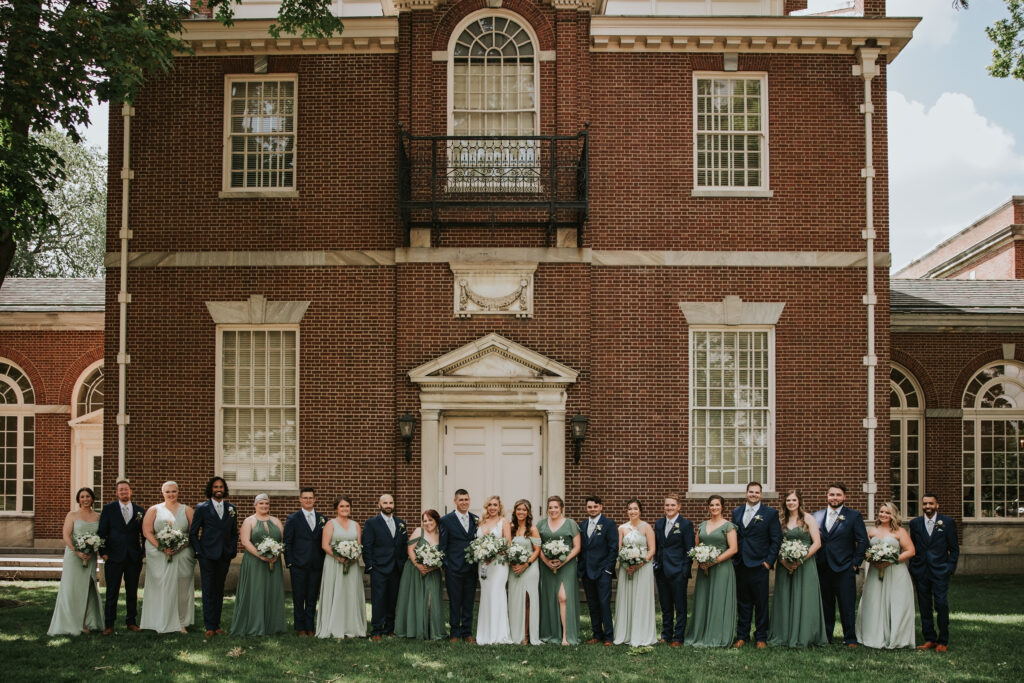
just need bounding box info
[887,0,958,47]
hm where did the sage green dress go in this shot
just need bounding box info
[685,520,737,647]
[47,518,103,635]
[140,503,196,633]
[767,527,828,647]
[230,520,286,636]
[394,535,445,640]
[537,518,580,645]
[856,536,916,649]
[315,520,367,638]
[613,523,657,646]
[507,535,541,645]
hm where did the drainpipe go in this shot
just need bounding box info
[117,101,134,481]
[854,47,881,516]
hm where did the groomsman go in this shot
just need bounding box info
[653,494,695,647]
[363,493,407,640]
[189,476,239,637]
[909,493,960,653]
[732,481,781,648]
[283,487,326,636]
[98,480,145,634]
[579,495,618,645]
[439,489,478,642]
[814,482,868,646]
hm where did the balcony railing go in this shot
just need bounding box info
[397,127,589,247]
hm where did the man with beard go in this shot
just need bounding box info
[362,493,407,640]
[189,476,239,636]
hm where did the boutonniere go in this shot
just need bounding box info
[935,520,944,530]
[837,514,846,522]
[399,522,406,532]
[595,524,603,533]
[228,507,237,518]
[134,511,144,523]
[317,515,326,526]
[753,514,763,523]
[672,522,681,535]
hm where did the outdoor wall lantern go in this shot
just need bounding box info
[399,413,417,463]
[570,413,589,465]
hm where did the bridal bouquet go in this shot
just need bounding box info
[778,539,810,573]
[256,537,285,572]
[688,543,721,575]
[465,535,508,580]
[331,539,362,574]
[155,526,188,563]
[865,543,900,580]
[505,542,533,566]
[617,541,645,580]
[541,538,571,574]
[414,543,445,569]
[73,532,103,567]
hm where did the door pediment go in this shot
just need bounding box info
[408,333,578,388]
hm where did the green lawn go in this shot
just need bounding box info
[1,576,1022,682]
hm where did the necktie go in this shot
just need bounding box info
[216,502,223,519]
[927,517,934,536]
[461,514,469,533]
[827,511,837,532]
[307,512,315,531]
[386,516,396,537]
[588,519,597,538]
[122,505,131,524]
[665,519,672,538]
[743,507,754,527]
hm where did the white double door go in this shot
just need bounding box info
[442,416,543,516]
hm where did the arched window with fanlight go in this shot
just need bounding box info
[890,364,924,517]
[71,361,104,509]
[962,361,1024,519]
[0,359,35,513]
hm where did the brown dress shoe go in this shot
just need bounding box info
[464,636,475,643]
[603,641,613,647]
[370,635,382,642]
[657,638,666,644]
[204,630,215,637]
[450,637,460,643]
[586,638,599,645]
[847,643,858,649]
[126,624,141,632]
[669,641,682,648]
[917,641,935,650]
[102,627,113,636]
[298,631,309,637]
[936,644,948,653]
[215,628,227,635]
[733,640,746,648]
[756,642,767,649]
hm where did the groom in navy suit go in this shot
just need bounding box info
[814,482,869,646]
[189,476,239,636]
[909,493,959,652]
[579,495,618,645]
[439,489,478,641]
[98,479,145,634]
[653,494,695,646]
[363,493,407,640]
[731,481,781,648]
[283,487,326,636]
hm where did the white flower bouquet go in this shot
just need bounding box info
[331,539,362,575]
[256,537,285,572]
[865,542,900,580]
[505,541,533,566]
[688,543,721,575]
[541,538,571,574]
[155,526,188,563]
[617,541,645,580]
[414,543,445,569]
[778,539,810,573]
[73,533,102,567]
[465,535,508,580]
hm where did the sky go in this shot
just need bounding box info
[79,2,1024,272]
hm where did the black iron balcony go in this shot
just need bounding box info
[397,126,589,247]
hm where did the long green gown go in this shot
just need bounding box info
[685,520,737,647]
[47,518,103,635]
[613,523,657,646]
[139,503,196,633]
[230,520,286,636]
[507,535,541,645]
[537,518,580,645]
[394,535,446,640]
[855,536,916,649]
[767,526,828,647]
[315,519,367,638]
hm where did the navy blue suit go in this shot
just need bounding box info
[283,508,327,632]
[732,504,782,643]
[653,516,695,643]
[439,510,478,638]
[814,506,868,644]
[98,500,145,629]
[362,514,407,636]
[188,499,239,631]
[578,515,618,642]
[909,514,959,645]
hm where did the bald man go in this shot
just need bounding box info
[362,494,407,639]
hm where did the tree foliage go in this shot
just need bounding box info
[986,0,1024,80]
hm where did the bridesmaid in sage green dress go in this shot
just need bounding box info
[613,499,657,646]
[856,502,917,649]
[48,488,103,635]
[230,494,286,636]
[686,494,738,647]
[537,495,581,645]
[140,481,196,634]
[316,495,367,639]
[395,509,446,640]
[768,490,828,647]
[507,500,542,645]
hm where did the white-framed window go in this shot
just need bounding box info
[689,327,774,492]
[448,10,540,191]
[890,364,924,517]
[0,359,35,514]
[962,361,1024,520]
[76,363,104,418]
[216,326,299,490]
[223,74,297,192]
[693,73,768,192]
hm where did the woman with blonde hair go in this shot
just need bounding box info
[767,490,827,647]
[537,495,581,645]
[856,502,916,649]
[140,481,196,633]
[475,495,513,644]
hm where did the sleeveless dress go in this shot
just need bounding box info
[537,517,580,645]
[767,526,828,647]
[685,520,737,647]
[475,518,512,645]
[856,535,916,649]
[47,518,103,635]
[394,534,446,640]
[507,534,541,645]
[230,519,286,636]
[140,503,196,633]
[613,523,657,646]
[315,520,367,638]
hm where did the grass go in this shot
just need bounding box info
[1,576,1022,682]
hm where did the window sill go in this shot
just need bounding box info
[218,190,299,200]
[230,487,301,498]
[691,189,774,199]
[685,490,778,500]
[0,511,35,518]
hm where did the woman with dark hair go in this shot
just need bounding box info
[614,498,657,646]
[48,487,103,635]
[686,494,738,647]
[316,495,366,638]
[537,495,581,645]
[508,499,541,645]
[768,490,828,647]
[395,509,446,640]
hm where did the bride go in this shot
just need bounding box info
[475,495,513,645]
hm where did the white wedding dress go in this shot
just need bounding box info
[475,518,512,645]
